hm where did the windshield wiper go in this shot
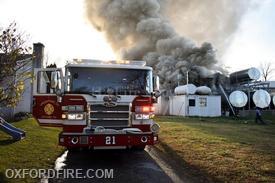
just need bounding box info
[88,91,97,98]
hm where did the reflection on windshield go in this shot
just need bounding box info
[67,67,152,95]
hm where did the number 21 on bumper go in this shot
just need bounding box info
[105,136,116,145]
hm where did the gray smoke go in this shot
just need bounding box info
[85,0,252,90]
[163,0,254,57]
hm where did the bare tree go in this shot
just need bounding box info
[0,22,32,108]
[260,62,274,81]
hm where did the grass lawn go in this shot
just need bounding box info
[0,118,65,183]
[155,116,275,182]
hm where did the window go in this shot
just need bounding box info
[66,67,153,95]
[199,97,207,107]
[189,99,196,107]
[37,70,61,94]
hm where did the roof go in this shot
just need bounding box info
[65,59,152,70]
[266,81,275,88]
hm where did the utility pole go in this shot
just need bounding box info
[186,70,189,117]
[177,73,180,86]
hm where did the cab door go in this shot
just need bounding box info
[32,68,64,127]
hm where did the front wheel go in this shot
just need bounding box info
[132,145,146,151]
[67,147,80,152]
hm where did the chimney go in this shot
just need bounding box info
[30,43,44,112]
[32,43,44,68]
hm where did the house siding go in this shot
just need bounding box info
[0,43,44,119]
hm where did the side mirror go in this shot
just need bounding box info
[153,75,161,103]
[56,88,62,96]
[153,75,160,91]
[56,89,63,102]
[50,71,58,89]
[154,90,161,98]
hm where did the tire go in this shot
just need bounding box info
[132,145,146,151]
[67,147,79,152]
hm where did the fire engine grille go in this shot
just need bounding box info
[89,104,130,127]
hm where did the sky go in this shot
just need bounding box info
[0,0,274,79]
[222,0,275,79]
[0,0,116,66]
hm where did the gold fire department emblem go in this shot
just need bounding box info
[44,103,54,115]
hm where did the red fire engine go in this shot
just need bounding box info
[32,59,160,150]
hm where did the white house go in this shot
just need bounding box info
[0,43,44,119]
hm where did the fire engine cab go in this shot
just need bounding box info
[32,59,160,150]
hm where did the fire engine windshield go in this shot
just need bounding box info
[66,67,153,95]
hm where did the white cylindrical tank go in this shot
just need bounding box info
[248,67,261,80]
[229,90,248,108]
[175,84,197,95]
[195,86,212,95]
[230,67,261,83]
[253,89,271,108]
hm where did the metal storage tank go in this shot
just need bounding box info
[175,84,197,95]
[229,90,248,108]
[195,86,212,95]
[230,67,261,84]
[253,89,271,108]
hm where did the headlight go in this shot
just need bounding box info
[61,114,67,119]
[135,114,150,120]
[150,123,160,133]
[75,114,84,120]
[67,113,84,120]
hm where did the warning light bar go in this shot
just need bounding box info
[71,59,146,66]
